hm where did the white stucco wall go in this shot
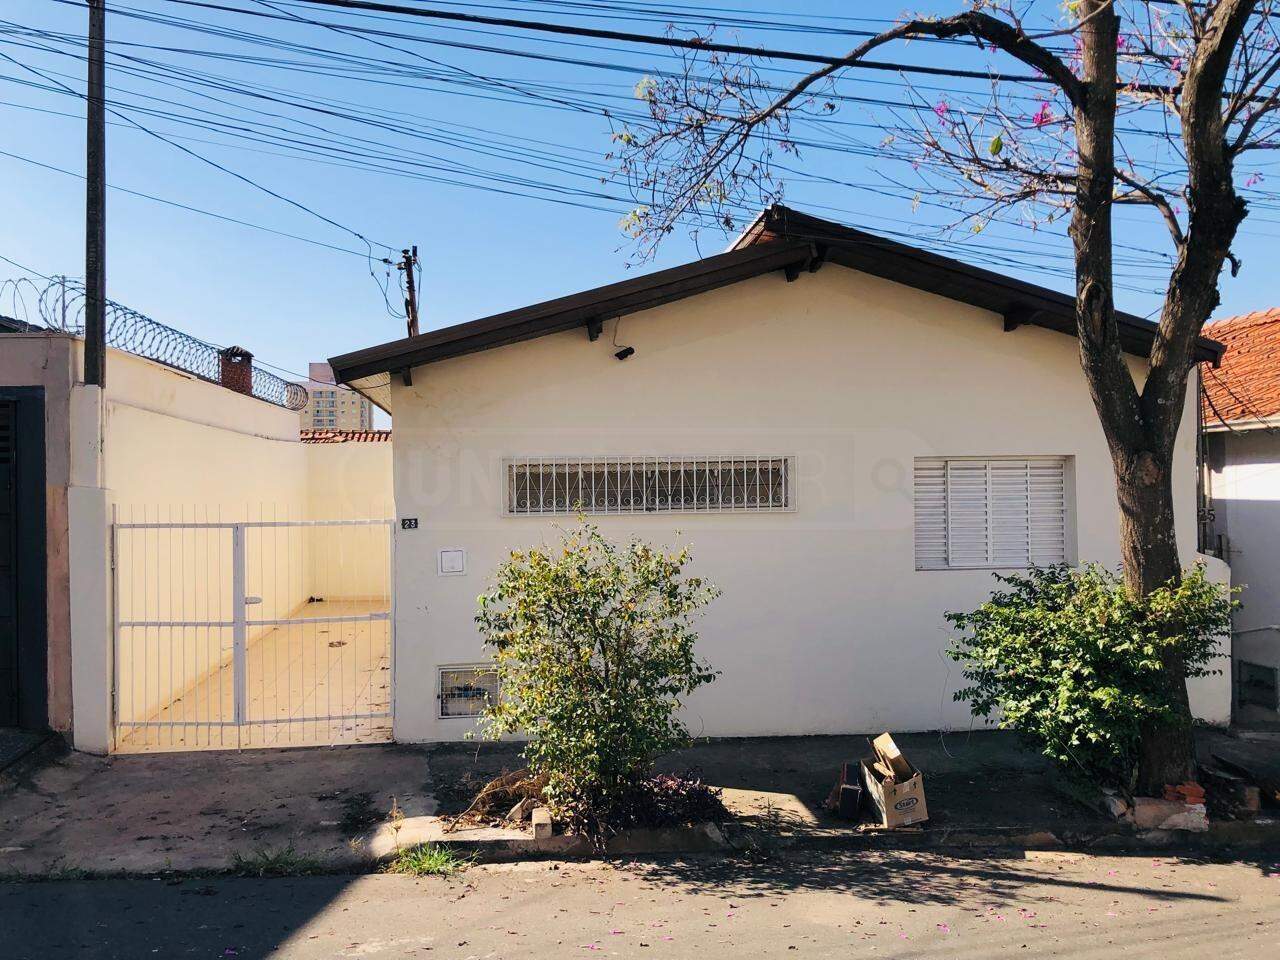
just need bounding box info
[1189,552,1233,725]
[1210,429,1280,676]
[386,265,1214,742]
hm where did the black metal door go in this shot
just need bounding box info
[0,400,18,725]
[0,390,47,730]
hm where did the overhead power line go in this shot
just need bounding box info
[0,34,395,253]
[159,0,1276,103]
[154,0,1051,83]
[0,252,52,280]
[0,146,375,257]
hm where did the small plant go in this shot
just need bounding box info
[383,843,469,877]
[230,846,324,878]
[476,521,720,843]
[40,858,90,882]
[946,563,1234,789]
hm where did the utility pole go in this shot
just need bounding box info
[399,246,419,338]
[85,0,106,386]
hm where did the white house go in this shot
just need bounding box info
[1202,307,1280,724]
[330,206,1232,743]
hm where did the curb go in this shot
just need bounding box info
[368,818,1280,866]
[5,817,1278,883]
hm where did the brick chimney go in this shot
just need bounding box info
[218,345,254,397]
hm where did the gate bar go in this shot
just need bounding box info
[231,524,246,728]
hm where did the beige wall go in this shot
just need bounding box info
[386,265,1216,741]
[304,442,393,598]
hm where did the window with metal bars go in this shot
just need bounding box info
[438,665,499,718]
[505,457,793,515]
[914,457,1069,570]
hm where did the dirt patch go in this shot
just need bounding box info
[426,742,525,815]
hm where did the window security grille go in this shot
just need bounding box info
[914,457,1068,570]
[439,665,499,718]
[505,457,793,515]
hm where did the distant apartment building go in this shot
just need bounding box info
[297,362,373,431]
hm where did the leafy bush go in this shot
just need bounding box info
[476,522,719,841]
[945,564,1234,787]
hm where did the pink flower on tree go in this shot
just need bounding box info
[1032,102,1054,127]
[933,99,950,121]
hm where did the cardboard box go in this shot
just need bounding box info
[872,732,913,782]
[860,756,928,828]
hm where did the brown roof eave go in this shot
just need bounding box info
[745,206,1224,365]
[329,239,815,383]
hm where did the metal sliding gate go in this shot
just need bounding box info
[112,513,393,752]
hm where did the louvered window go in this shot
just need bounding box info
[914,457,1069,570]
[505,457,793,515]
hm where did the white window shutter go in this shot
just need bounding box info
[913,459,948,569]
[915,457,1068,569]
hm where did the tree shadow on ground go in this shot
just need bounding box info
[619,849,1236,908]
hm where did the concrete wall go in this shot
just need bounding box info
[386,265,1216,742]
[1208,429,1280,707]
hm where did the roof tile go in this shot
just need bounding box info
[1202,307,1280,426]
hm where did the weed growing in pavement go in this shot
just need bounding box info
[230,846,325,878]
[382,843,470,877]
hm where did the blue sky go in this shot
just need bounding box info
[2,0,1277,395]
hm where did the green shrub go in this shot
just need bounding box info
[945,563,1234,787]
[476,522,719,840]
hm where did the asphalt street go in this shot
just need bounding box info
[3,849,1278,959]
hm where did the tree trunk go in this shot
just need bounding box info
[1067,3,1199,796]
[1113,449,1196,794]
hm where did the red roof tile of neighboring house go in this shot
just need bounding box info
[300,429,392,444]
[1202,308,1280,429]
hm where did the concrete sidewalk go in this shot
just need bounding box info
[2,731,1276,879]
[0,744,433,876]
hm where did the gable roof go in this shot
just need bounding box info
[330,205,1224,411]
[1202,307,1280,431]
